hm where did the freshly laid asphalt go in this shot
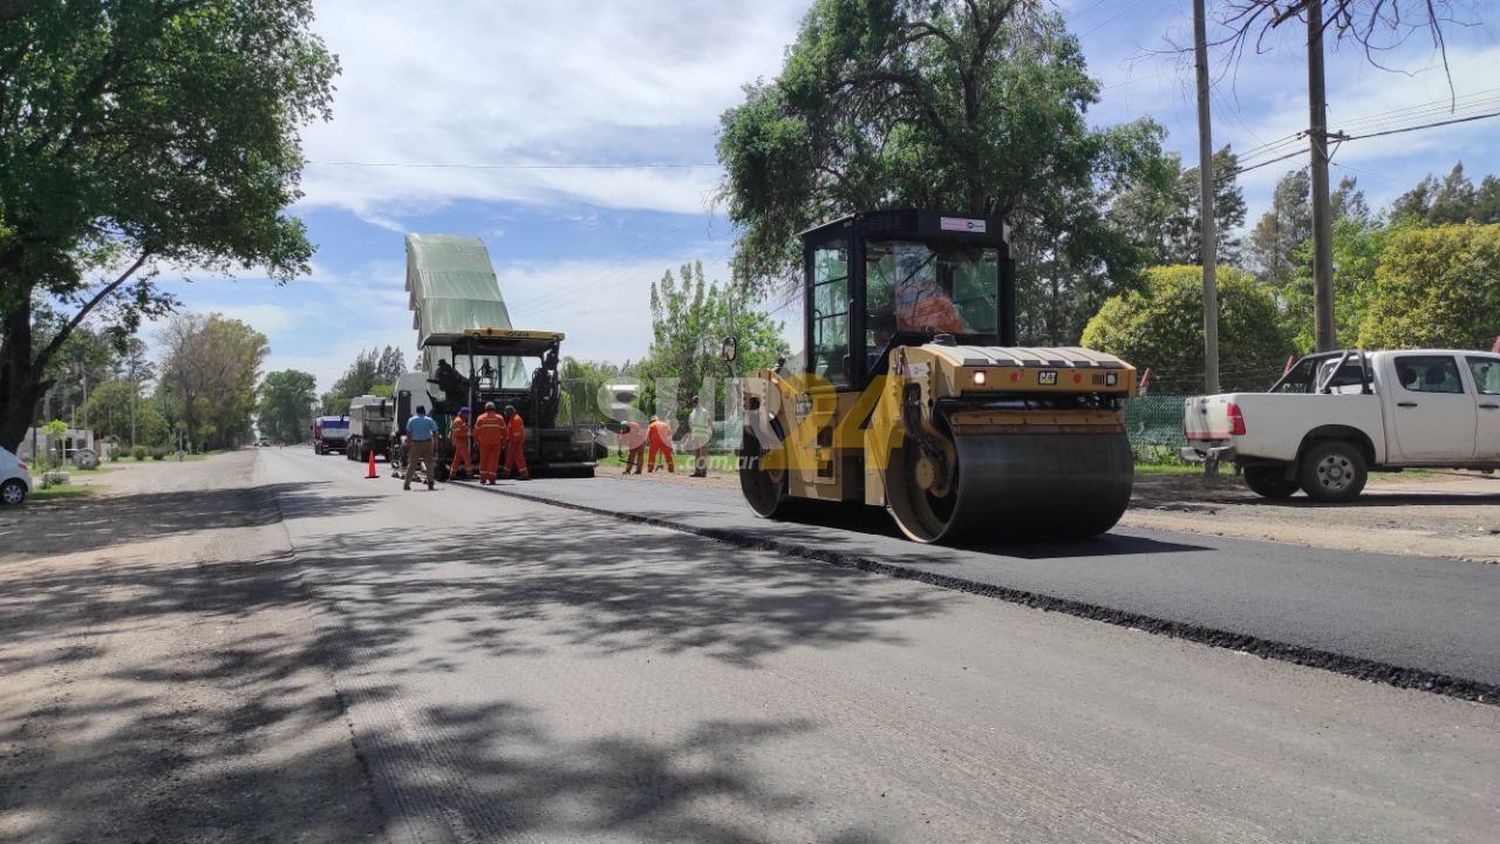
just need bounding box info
[483,470,1500,696]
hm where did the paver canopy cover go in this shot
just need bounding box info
[405,234,515,367]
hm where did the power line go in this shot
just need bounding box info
[1231,109,1500,176]
[301,160,717,170]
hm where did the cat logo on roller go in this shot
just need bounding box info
[735,209,1138,544]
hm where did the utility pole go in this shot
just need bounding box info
[1193,0,1220,394]
[1307,0,1337,351]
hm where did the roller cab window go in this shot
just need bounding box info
[810,244,850,385]
[864,241,999,343]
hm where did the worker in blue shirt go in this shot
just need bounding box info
[404,405,439,491]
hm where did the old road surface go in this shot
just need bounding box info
[0,448,1496,844]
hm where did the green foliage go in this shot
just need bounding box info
[0,0,338,451]
[322,345,405,413]
[1109,145,1246,266]
[1358,224,1500,350]
[257,369,317,444]
[42,419,67,438]
[132,445,147,461]
[638,262,789,419]
[1081,265,1291,393]
[559,357,626,426]
[151,447,166,461]
[157,313,268,451]
[79,379,142,442]
[715,0,1174,343]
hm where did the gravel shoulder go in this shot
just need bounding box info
[0,452,383,843]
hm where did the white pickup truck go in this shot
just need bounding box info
[1181,349,1500,501]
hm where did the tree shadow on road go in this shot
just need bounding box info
[0,482,377,561]
[1,475,938,842]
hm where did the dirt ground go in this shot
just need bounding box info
[0,454,382,843]
[606,456,1500,563]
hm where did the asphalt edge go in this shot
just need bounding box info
[468,478,1498,707]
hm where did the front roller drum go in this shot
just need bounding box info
[886,431,1134,544]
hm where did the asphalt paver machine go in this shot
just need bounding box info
[738,209,1137,544]
[394,328,598,479]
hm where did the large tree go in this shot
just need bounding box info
[257,369,316,444]
[716,0,1168,343]
[157,313,268,451]
[1110,144,1246,268]
[1248,169,1313,288]
[639,262,789,424]
[321,345,406,413]
[0,0,337,450]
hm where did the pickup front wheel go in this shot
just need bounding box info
[1244,466,1298,499]
[1298,441,1368,503]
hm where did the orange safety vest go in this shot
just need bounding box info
[473,411,506,447]
[451,416,471,445]
[506,413,525,445]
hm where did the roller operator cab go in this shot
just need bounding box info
[738,209,1138,544]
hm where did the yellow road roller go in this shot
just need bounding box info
[737,209,1137,544]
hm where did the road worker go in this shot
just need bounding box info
[448,406,474,480]
[403,405,438,491]
[646,414,674,473]
[687,395,712,478]
[473,401,506,485]
[501,404,530,480]
[621,418,646,474]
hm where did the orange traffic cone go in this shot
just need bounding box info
[365,449,379,479]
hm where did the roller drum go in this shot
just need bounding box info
[887,431,1134,544]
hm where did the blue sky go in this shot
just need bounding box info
[149,0,1500,393]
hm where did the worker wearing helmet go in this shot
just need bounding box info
[449,407,474,480]
[647,414,674,473]
[500,404,529,480]
[894,249,964,334]
[473,402,506,485]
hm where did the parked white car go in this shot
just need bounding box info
[1,446,33,506]
[1182,349,1500,501]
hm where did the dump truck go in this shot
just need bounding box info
[737,209,1136,544]
[389,234,598,479]
[344,394,396,463]
[312,415,349,455]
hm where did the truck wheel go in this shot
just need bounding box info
[1244,465,1298,499]
[1298,441,1367,503]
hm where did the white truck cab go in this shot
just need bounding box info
[1182,349,1500,501]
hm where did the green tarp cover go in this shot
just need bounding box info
[405,234,513,348]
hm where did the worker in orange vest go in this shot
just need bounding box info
[501,404,530,480]
[646,414,674,473]
[621,418,646,474]
[448,407,474,480]
[473,402,507,485]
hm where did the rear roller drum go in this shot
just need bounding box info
[885,427,1134,544]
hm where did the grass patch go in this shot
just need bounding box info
[29,485,96,502]
[1134,462,1206,476]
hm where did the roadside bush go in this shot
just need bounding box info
[108,447,120,462]
[132,445,148,461]
[150,447,167,461]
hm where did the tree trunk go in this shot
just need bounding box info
[0,299,44,452]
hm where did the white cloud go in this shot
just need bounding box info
[298,0,808,218]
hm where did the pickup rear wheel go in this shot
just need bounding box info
[1244,466,1298,499]
[1298,441,1368,503]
